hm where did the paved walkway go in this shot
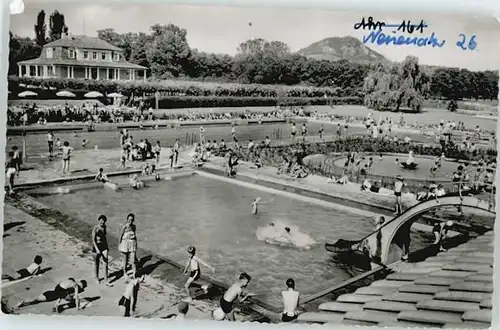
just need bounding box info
[2,204,216,319]
[296,230,494,328]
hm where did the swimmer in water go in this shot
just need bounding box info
[82,139,88,147]
[250,197,267,215]
[129,175,144,189]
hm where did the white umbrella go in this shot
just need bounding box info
[84,91,103,98]
[56,90,76,97]
[107,92,124,98]
[18,90,38,97]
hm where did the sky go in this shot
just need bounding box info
[9,1,500,70]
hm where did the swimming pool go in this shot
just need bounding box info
[332,154,471,182]
[32,174,430,307]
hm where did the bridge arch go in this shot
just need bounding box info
[363,196,494,265]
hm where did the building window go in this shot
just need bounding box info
[114,53,120,61]
[107,68,114,80]
[83,51,88,59]
[101,52,106,60]
[92,52,97,60]
[46,48,53,59]
[68,48,75,59]
[47,66,53,77]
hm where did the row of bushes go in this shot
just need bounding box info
[152,96,362,109]
[9,76,346,98]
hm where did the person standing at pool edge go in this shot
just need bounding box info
[5,151,17,195]
[92,215,112,286]
[394,175,404,215]
[183,246,214,302]
[60,141,73,176]
[119,213,138,279]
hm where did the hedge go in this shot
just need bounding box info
[9,76,346,98]
[154,96,362,109]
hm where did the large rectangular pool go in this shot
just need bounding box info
[34,174,385,306]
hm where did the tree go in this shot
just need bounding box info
[49,10,68,41]
[145,24,192,78]
[34,10,46,47]
[8,32,42,75]
[363,56,430,112]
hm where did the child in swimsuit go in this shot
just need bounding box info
[4,255,43,281]
[183,246,214,302]
[94,168,109,183]
[218,273,252,321]
[5,152,17,195]
[60,141,73,176]
[250,197,267,215]
[118,273,145,317]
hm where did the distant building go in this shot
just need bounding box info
[17,35,147,82]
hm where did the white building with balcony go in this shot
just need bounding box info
[18,35,147,81]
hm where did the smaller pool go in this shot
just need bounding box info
[334,154,466,181]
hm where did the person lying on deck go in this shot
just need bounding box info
[327,173,349,185]
[361,179,381,193]
[2,255,43,282]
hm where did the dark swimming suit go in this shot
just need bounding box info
[282,313,298,322]
[394,191,402,197]
[118,296,131,317]
[189,269,200,281]
[220,297,234,314]
[43,284,71,301]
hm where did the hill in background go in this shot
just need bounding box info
[296,36,389,64]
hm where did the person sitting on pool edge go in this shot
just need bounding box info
[94,168,110,183]
[281,278,300,322]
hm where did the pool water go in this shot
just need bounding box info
[35,174,382,306]
[334,155,470,181]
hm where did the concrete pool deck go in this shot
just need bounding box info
[1,204,219,319]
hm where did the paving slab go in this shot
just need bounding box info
[416,300,480,313]
[442,263,484,272]
[414,276,455,286]
[434,291,492,303]
[398,310,463,324]
[450,282,493,293]
[464,274,493,283]
[479,299,492,309]
[371,279,410,288]
[297,312,345,324]
[343,310,398,324]
[399,267,442,275]
[428,270,471,279]
[355,286,397,296]
[380,321,442,328]
[364,301,417,312]
[336,294,381,304]
[318,302,363,313]
[454,257,494,265]
[443,322,490,329]
[382,292,434,304]
[399,285,447,295]
[386,273,421,281]
[462,310,492,324]
[476,267,493,275]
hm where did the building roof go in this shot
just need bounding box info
[17,57,147,70]
[43,35,122,52]
[297,230,493,328]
